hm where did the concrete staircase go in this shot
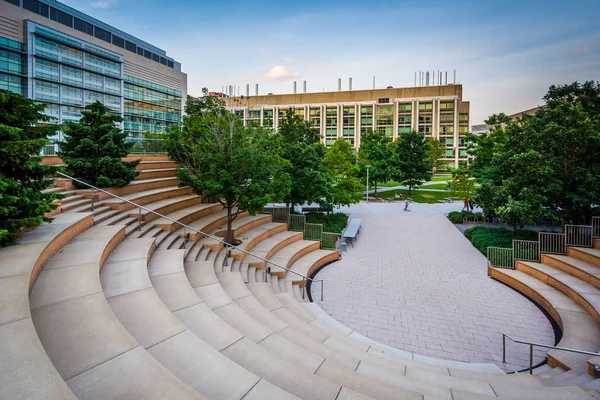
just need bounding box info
[1,156,598,398]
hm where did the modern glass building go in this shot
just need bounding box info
[0,0,187,145]
[224,85,470,168]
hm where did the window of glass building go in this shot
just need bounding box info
[378,98,389,104]
[125,41,136,53]
[439,114,454,122]
[0,73,24,95]
[74,18,94,35]
[419,102,433,111]
[376,105,393,115]
[459,113,469,122]
[112,35,125,48]
[440,101,454,110]
[360,106,372,115]
[398,126,411,134]
[94,27,111,43]
[0,50,24,75]
[398,115,411,124]
[398,103,412,111]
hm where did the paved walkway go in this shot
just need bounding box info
[312,203,555,371]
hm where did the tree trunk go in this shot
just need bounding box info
[408,184,412,195]
[226,201,234,245]
[374,182,378,197]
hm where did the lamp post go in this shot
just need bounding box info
[366,165,371,204]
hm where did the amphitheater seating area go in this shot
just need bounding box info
[1,154,599,399]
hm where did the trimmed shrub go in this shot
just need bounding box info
[448,211,483,224]
[305,212,349,234]
[464,226,539,255]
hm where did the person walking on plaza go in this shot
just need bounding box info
[468,198,474,211]
[404,198,410,212]
[462,197,469,211]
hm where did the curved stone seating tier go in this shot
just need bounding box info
[134,167,178,180]
[135,160,180,170]
[151,250,381,399]
[0,213,92,399]
[102,240,298,400]
[489,267,600,374]
[200,213,275,252]
[228,221,289,260]
[29,224,203,398]
[267,239,322,277]
[242,231,305,270]
[542,253,600,289]
[568,247,600,267]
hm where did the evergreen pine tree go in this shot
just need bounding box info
[59,101,140,188]
[0,89,60,246]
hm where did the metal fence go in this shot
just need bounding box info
[487,247,513,268]
[539,232,566,255]
[513,240,540,264]
[592,217,600,240]
[305,223,323,241]
[321,232,339,250]
[565,224,593,247]
[263,207,290,223]
[289,214,306,232]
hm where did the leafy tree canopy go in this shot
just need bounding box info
[275,109,333,209]
[59,101,139,188]
[471,81,600,227]
[425,138,445,172]
[390,131,432,194]
[166,90,290,244]
[323,139,363,207]
[357,130,393,196]
[0,89,60,246]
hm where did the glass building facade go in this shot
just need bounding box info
[0,0,186,146]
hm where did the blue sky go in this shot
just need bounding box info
[62,0,600,125]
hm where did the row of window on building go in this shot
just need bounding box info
[4,0,176,69]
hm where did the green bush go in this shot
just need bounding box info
[448,211,483,224]
[305,212,349,234]
[464,226,539,255]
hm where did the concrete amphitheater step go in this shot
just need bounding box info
[153,250,384,399]
[243,231,304,269]
[284,249,340,285]
[489,267,600,375]
[542,253,600,289]
[267,239,322,276]
[202,213,274,251]
[135,167,178,180]
[229,221,289,259]
[102,241,298,400]
[0,213,93,399]
[136,160,179,170]
[569,247,600,268]
[517,261,600,324]
[29,225,202,399]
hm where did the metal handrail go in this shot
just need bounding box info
[502,333,600,374]
[57,172,325,300]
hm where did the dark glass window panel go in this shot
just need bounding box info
[39,2,49,16]
[112,35,124,48]
[94,26,111,43]
[167,60,174,68]
[74,18,89,34]
[125,41,136,52]
[56,10,73,27]
[23,0,40,13]
[137,47,144,56]
[152,53,159,62]
[143,50,151,59]
[6,0,19,5]
[160,57,167,65]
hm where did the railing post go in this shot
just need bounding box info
[320,280,323,301]
[502,333,506,363]
[138,207,142,231]
[90,188,95,212]
[302,278,305,299]
[529,344,533,375]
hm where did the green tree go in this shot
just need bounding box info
[449,164,476,200]
[425,138,445,172]
[357,130,392,196]
[323,139,363,207]
[276,109,333,211]
[0,90,61,246]
[471,81,600,227]
[166,90,289,244]
[59,101,139,188]
[391,131,432,194]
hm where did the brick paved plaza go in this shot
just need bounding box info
[312,202,555,371]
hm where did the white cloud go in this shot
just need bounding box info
[88,0,117,9]
[264,65,299,82]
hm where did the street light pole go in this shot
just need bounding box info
[366,165,371,204]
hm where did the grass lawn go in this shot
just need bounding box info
[377,189,449,204]
[431,174,452,182]
[375,180,402,188]
[420,183,449,190]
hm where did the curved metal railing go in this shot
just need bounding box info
[57,172,326,300]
